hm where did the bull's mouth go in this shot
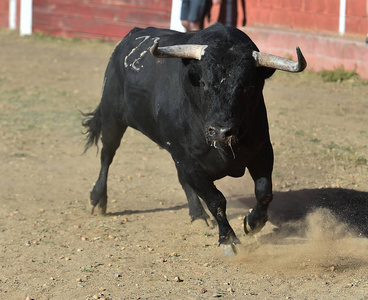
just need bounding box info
[207,135,238,159]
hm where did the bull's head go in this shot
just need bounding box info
[151,35,306,156]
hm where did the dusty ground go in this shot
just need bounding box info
[0,29,367,300]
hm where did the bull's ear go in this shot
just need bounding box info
[182,58,191,66]
[182,58,201,87]
[188,66,201,87]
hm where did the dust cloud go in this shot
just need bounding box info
[236,208,368,275]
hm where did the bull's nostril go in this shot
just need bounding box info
[208,126,217,137]
[207,126,234,141]
[220,127,233,138]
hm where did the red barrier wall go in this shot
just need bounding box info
[0,1,9,28]
[1,0,366,37]
[346,0,368,35]
[244,0,340,32]
[32,0,172,40]
[208,0,368,36]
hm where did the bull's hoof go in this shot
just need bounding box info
[91,205,107,215]
[243,214,268,236]
[218,234,241,256]
[220,243,239,257]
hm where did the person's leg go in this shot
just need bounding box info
[188,21,202,30]
[181,20,191,31]
[180,0,191,31]
[187,0,208,30]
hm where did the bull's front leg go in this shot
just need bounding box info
[202,190,241,256]
[176,164,240,255]
[244,177,273,235]
[207,193,241,257]
[244,142,274,235]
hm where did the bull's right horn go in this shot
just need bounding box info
[252,47,307,72]
[150,38,208,60]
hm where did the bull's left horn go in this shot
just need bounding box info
[150,38,208,60]
[252,47,307,72]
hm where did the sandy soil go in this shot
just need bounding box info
[0,29,367,300]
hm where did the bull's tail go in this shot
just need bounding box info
[82,105,102,153]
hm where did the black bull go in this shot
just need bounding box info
[83,24,306,253]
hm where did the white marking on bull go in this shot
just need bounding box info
[124,36,157,71]
[124,36,150,68]
[131,50,148,71]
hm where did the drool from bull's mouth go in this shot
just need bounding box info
[210,136,237,159]
[82,23,307,256]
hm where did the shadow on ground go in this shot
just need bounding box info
[106,204,188,217]
[104,188,368,238]
[232,188,368,237]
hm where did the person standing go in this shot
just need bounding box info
[181,0,221,31]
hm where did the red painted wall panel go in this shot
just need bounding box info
[213,0,366,36]
[346,0,368,34]
[0,1,9,28]
[347,0,366,17]
[246,0,367,42]
[33,2,169,26]
[32,0,172,41]
[242,0,344,33]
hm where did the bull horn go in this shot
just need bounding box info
[150,38,208,60]
[252,47,307,72]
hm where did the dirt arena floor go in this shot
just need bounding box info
[0,28,367,300]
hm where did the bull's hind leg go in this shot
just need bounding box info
[91,122,127,214]
[176,167,211,225]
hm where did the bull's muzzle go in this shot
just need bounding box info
[207,126,234,142]
[206,126,238,158]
